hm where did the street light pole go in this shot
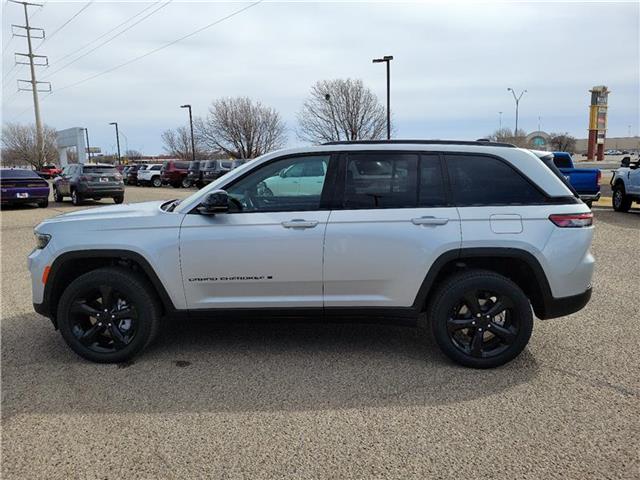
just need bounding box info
[507,88,527,136]
[498,111,503,130]
[83,128,91,161]
[181,104,196,162]
[373,55,393,139]
[109,122,121,164]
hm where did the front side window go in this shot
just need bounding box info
[226,155,330,212]
[343,152,418,209]
[446,154,546,205]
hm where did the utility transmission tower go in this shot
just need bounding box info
[9,0,51,166]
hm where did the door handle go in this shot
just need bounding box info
[411,216,449,226]
[281,219,319,229]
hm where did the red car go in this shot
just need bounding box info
[161,160,191,188]
[37,164,62,179]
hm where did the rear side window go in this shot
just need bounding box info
[344,152,418,209]
[419,154,447,207]
[446,154,546,205]
[552,155,573,169]
[176,161,189,170]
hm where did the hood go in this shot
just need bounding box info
[40,200,168,225]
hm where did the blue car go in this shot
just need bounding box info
[0,168,50,208]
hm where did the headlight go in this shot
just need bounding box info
[35,232,51,249]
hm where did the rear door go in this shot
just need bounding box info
[323,151,461,308]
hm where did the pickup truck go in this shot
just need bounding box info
[37,164,62,179]
[552,152,601,207]
[611,156,640,212]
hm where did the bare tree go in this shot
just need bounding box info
[297,78,387,144]
[195,97,286,159]
[1,122,58,169]
[549,132,576,153]
[487,127,528,147]
[161,126,208,160]
[125,149,142,160]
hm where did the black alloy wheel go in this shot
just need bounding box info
[57,267,161,363]
[428,270,533,368]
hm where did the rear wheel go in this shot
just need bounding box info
[152,176,162,188]
[181,177,192,188]
[428,270,533,369]
[71,189,83,206]
[113,195,124,204]
[57,267,161,363]
[53,187,63,202]
[612,185,632,212]
[37,199,48,208]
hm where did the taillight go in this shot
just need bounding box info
[596,170,602,186]
[549,212,593,228]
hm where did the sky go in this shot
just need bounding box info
[1,0,639,156]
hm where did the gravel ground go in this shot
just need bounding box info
[1,186,639,480]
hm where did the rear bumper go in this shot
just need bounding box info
[536,286,592,320]
[1,186,50,203]
[579,192,601,202]
[77,186,124,197]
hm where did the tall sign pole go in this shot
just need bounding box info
[587,86,610,161]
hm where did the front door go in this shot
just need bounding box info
[323,152,462,308]
[180,154,334,310]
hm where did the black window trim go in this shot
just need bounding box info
[188,152,339,215]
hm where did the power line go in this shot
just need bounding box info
[52,1,161,64]
[43,0,172,80]
[36,1,93,50]
[53,0,264,93]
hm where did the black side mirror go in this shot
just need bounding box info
[621,157,631,168]
[197,190,229,215]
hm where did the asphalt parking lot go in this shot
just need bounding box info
[1,185,639,479]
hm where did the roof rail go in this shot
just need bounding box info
[321,139,515,148]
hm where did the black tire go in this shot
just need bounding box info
[57,267,161,363]
[612,185,632,212]
[152,176,162,188]
[427,269,533,369]
[181,177,192,188]
[38,199,49,208]
[113,195,124,204]
[53,187,63,202]
[71,189,82,206]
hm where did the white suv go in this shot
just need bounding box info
[136,163,163,187]
[28,141,594,368]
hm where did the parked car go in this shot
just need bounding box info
[161,160,190,188]
[125,164,142,185]
[37,164,62,179]
[137,164,163,187]
[611,156,640,212]
[53,163,124,205]
[200,159,240,186]
[551,152,601,207]
[187,160,206,188]
[1,168,49,208]
[29,140,594,368]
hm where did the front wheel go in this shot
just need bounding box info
[427,270,533,369]
[612,186,632,212]
[57,267,161,363]
[152,176,162,188]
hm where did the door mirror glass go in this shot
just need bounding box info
[197,190,229,215]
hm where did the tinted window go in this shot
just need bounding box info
[226,155,330,212]
[82,165,117,174]
[446,154,545,205]
[552,154,573,169]
[176,161,189,170]
[0,169,40,179]
[419,154,447,207]
[344,152,418,209]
